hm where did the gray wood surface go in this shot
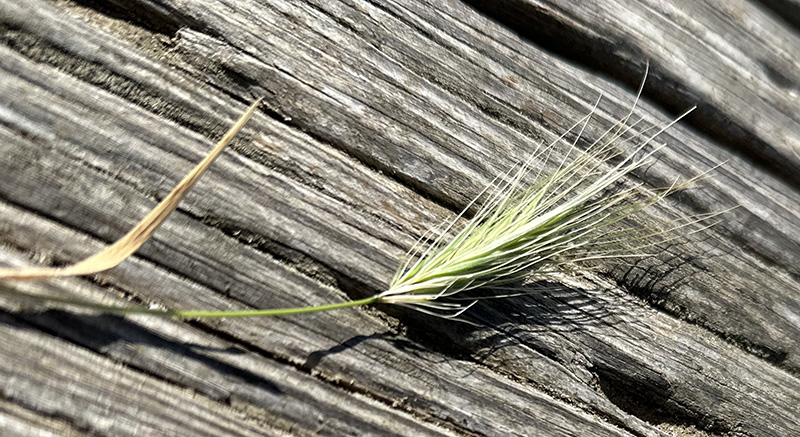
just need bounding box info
[0,0,798,436]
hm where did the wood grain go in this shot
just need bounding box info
[1,0,798,435]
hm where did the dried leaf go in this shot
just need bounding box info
[0,100,261,281]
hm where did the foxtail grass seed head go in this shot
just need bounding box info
[0,71,722,319]
[377,77,721,318]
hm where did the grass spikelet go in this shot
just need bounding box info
[0,74,721,319]
[378,95,704,317]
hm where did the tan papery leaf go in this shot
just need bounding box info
[0,99,261,281]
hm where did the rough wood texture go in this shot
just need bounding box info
[0,0,798,436]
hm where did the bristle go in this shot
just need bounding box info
[378,91,714,318]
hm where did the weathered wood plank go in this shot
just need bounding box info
[0,0,799,436]
[0,311,278,436]
[0,262,456,436]
[758,0,800,30]
[466,0,800,186]
[357,0,800,367]
[0,206,636,437]
[0,397,85,437]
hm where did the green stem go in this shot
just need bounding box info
[0,284,381,318]
[169,296,380,318]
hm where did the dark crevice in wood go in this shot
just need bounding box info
[0,389,94,436]
[0,18,266,152]
[755,0,800,32]
[604,231,798,375]
[242,82,476,218]
[64,0,194,37]
[1,309,284,399]
[593,355,729,435]
[227,145,417,250]
[691,311,792,370]
[391,289,637,434]
[489,343,652,435]
[460,0,800,192]
[31,0,489,224]
[617,255,794,372]
[361,0,548,146]
[0,144,384,322]
[710,328,789,368]
[188,207,399,306]
[213,8,503,218]
[3,0,799,433]
[0,309,307,436]
[0,187,342,324]
[0,396,88,437]
[176,318,484,437]
[0,240,426,432]
[0,23,220,141]
[197,213,344,291]
[0,316,107,435]
[758,57,798,89]
[208,64,267,102]
[396,281,761,435]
